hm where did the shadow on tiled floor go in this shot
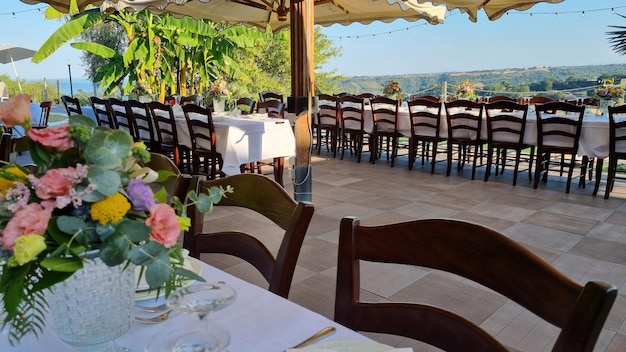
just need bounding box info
[198,149,626,352]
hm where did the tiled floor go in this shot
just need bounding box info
[197,148,626,352]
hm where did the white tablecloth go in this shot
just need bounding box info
[388,104,611,159]
[176,113,296,176]
[3,260,367,352]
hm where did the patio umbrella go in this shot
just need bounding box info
[0,43,37,93]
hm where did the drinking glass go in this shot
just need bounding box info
[146,282,236,352]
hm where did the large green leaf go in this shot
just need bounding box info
[99,233,129,266]
[40,256,83,272]
[84,129,133,168]
[71,41,118,59]
[32,11,104,63]
[117,219,151,243]
[128,241,166,266]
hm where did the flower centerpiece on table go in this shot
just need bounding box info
[594,78,625,104]
[0,94,231,346]
[455,79,476,100]
[382,79,404,100]
[207,77,231,101]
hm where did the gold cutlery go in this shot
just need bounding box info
[288,326,336,350]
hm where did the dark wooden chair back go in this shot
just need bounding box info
[106,98,134,136]
[338,94,367,162]
[61,95,82,117]
[180,94,201,106]
[604,104,626,198]
[235,97,256,114]
[126,99,155,149]
[410,94,439,102]
[488,95,515,103]
[256,100,285,119]
[186,174,315,298]
[90,96,116,128]
[146,101,181,167]
[407,98,444,173]
[335,217,617,352]
[182,104,222,179]
[529,96,555,105]
[259,91,284,102]
[34,101,52,128]
[315,94,339,156]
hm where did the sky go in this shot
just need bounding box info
[0,0,625,81]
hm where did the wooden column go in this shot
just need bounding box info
[290,0,314,201]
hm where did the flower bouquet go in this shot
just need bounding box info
[594,78,624,103]
[207,77,231,112]
[455,79,476,100]
[382,79,404,100]
[0,94,230,346]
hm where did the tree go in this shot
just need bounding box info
[79,21,126,81]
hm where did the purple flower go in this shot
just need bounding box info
[126,179,155,212]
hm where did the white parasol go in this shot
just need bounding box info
[0,43,37,93]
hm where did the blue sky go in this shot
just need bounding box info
[1,0,625,80]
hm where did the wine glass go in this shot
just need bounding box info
[146,282,236,352]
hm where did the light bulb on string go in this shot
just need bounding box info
[12,12,16,18]
[505,12,509,18]
[582,11,585,17]
[612,8,615,14]
[38,8,42,13]
[388,32,392,36]
[553,12,557,17]
[529,13,533,19]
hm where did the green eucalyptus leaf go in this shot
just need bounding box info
[99,233,129,266]
[81,188,106,203]
[195,193,214,214]
[174,266,204,282]
[128,241,166,266]
[145,256,171,288]
[40,256,83,272]
[117,219,151,243]
[85,129,133,168]
[87,166,122,196]
[96,222,115,241]
[56,215,87,235]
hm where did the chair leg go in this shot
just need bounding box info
[534,152,544,189]
[430,141,438,175]
[512,150,522,186]
[446,143,453,177]
[604,158,616,199]
[408,139,415,171]
[593,158,603,196]
[484,146,493,182]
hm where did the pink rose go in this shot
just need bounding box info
[145,204,180,248]
[0,94,31,128]
[26,125,73,152]
[2,202,51,250]
[33,167,76,202]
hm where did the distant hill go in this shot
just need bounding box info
[334,64,626,98]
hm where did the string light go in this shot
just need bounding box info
[12,12,16,18]
[323,5,626,41]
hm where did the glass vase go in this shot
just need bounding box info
[599,99,614,116]
[213,99,225,113]
[47,252,134,352]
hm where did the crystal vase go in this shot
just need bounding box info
[47,252,135,352]
[599,99,614,116]
[213,99,225,113]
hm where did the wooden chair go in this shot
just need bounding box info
[484,100,534,185]
[180,94,201,106]
[488,95,515,103]
[32,101,52,129]
[407,98,445,173]
[61,95,82,117]
[410,94,439,103]
[335,216,617,352]
[182,104,223,179]
[529,96,555,106]
[444,99,485,180]
[338,95,368,163]
[125,99,156,150]
[90,96,116,128]
[1,133,13,162]
[256,100,285,119]
[582,97,600,107]
[315,94,339,157]
[258,91,283,103]
[235,97,256,114]
[106,98,134,136]
[185,174,315,299]
[146,101,183,169]
[604,104,626,199]
[370,96,401,167]
[534,101,590,193]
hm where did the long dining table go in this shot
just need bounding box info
[175,109,296,176]
[3,258,369,351]
[357,103,611,159]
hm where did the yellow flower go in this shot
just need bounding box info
[177,216,191,231]
[0,166,28,196]
[90,193,131,225]
[10,234,47,266]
